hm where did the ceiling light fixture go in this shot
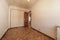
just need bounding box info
[27,0,30,2]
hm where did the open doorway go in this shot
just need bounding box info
[24,11,31,27]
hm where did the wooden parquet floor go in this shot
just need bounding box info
[1,27,54,40]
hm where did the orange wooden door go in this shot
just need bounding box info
[24,12,29,27]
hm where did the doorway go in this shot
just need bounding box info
[24,11,31,27]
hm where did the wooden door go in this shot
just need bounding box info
[10,9,24,28]
[24,12,29,27]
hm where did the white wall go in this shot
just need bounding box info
[9,6,29,28]
[31,0,60,39]
[0,0,9,39]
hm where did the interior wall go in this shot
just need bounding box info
[31,0,60,39]
[0,0,9,39]
[9,6,29,28]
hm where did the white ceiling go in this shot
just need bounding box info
[7,0,37,9]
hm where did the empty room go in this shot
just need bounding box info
[0,0,60,40]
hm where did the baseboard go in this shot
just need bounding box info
[10,25,24,28]
[31,27,56,40]
[10,26,24,29]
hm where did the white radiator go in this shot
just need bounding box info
[57,27,60,40]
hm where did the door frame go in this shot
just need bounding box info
[24,11,31,27]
